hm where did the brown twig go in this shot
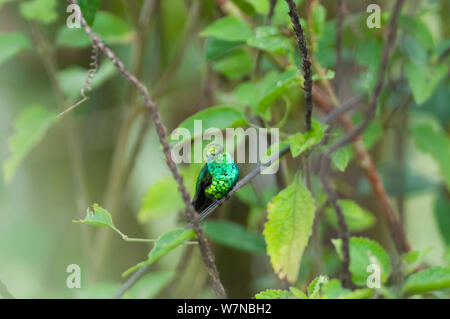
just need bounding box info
[70,0,226,298]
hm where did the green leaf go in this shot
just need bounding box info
[404,266,450,296]
[331,146,351,172]
[3,105,57,182]
[322,279,351,299]
[122,229,196,277]
[247,26,292,55]
[353,38,382,90]
[307,275,328,299]
[243,0,269,14]
[288,120,327,157]
[289,286,307,299]
[0,32,30,66]
[402,248,431,276]
[264,173,316,283]
[434,195,450,246]
[311,4,326,38]
[325,199,376,233]
[201,16,254,42]
[138,166,199,222]
[255,289,295,299]
[56,11,134,48]
[399,15,434,49]
[78,0,101,26]
[332,237,391,287]
[257,69,303,116]
[405,62,448,105]
[127,271,174,299]
[20,0,58,24]
[205,38,241,61]
[212,49,253,79]
[169,105,248,145]
[411,119,450,190]
[58,60,117,102]
[234,81,260,111]
[203,220,266,255]
[74,203,115,228]
[339,288,373,299]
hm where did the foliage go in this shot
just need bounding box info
[1,0,449,300]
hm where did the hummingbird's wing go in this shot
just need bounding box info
[191,164,213,211]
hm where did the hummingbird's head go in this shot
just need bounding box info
[204,143,224,162]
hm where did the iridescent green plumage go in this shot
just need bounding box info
[191,145,239,214]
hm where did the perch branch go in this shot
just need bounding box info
[70,0,226,299]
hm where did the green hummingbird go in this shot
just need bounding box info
[189,143,239,223]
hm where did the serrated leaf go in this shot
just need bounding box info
[288,120,327,157]
[78,0,101,26]
[264,173,316,283]
[0,32,30,66]
[247,26,292,55]
[56,11,134,48]
[307,275,328,299]
[123,229,196,277]
[254,289,294,299]
[331,146,351,172]
[20,0,57,24]
[325,199,376,232]
[212,49,253,79]
[404,266,450,296]
[3,105,57,182]
[169,105,248,145]
[201,16,254,42]
[203,220,266,255]
[74,203,114,228]
[332,237,391,287]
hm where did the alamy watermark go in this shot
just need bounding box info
[170,122,280,174]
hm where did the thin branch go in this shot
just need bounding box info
[319,163,351,287]
[322,93,367,124]
[285,0,314,131]
[70,0,226,298]
[0,279,14,299]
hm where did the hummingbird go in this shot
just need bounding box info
[188,143,239,225]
